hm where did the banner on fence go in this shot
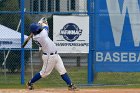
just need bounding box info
[95,0,140,72]
[53,15,89,53]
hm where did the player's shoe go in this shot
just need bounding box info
[27,82,34,90]
[68,84,78,91]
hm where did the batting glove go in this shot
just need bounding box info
[38,17,48,27]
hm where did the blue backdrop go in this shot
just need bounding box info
[94,0,140,72]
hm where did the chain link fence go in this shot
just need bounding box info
[1,0,140,88]
[0,0,88,87]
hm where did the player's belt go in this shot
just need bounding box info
[43,51,57,55]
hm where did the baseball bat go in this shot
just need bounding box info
[21,33,33,48]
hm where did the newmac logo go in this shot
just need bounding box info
[60,23,82,42]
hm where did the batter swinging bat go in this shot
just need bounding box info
[21,33,33,48]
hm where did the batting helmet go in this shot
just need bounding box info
[30,23,42,33]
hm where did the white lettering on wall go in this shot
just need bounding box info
[96,52,140,62]
[107,0,140,47]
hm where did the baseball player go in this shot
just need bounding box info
[27,17,77,91]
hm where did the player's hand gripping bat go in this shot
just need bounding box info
[38,17,48,27]
[21,33,33,48]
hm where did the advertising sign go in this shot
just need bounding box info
[53,15,89,53]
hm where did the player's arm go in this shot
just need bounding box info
[38,17,49,32]
[38,17,48,27]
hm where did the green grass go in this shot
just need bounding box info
[1,67,140,89]
[0,67,87,88]
[94,72,140,85]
